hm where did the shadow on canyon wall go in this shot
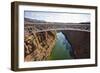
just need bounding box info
[61,30,90,59]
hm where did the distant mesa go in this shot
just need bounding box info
[24,18,90,25]
[79,22,90,24]
[24,18,46,23]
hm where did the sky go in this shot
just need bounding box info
[24,11,91,23]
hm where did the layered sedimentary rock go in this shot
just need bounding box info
[24,29,56,61]
[24,18,90,61]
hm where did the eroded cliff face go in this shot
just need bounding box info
[24,18,90,61]
[24,30,56,61]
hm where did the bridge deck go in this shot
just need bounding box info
[24,23,90,32]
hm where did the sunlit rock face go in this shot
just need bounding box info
[24,30,56,61]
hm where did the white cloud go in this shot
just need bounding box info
[25,11,90,23]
